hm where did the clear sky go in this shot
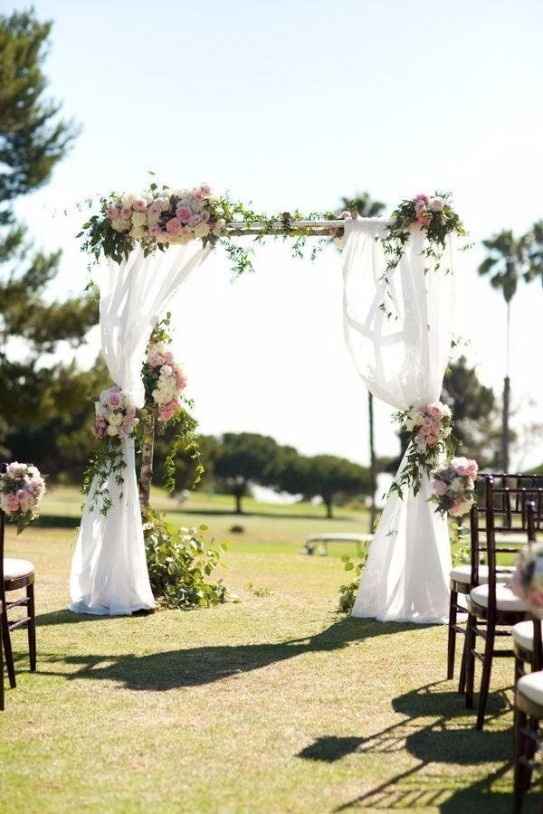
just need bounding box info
[8,0,543,468]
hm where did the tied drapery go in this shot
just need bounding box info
[343,218,455,624]
[70,243,210,616]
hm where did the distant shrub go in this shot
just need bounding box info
[143,508,227,609]
[229,524,245,534]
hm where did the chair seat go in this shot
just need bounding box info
[518,671,543,707]
[470,582,528,613]
[512,620,543,652]
[4,558,34,581]
[450,564,515,584]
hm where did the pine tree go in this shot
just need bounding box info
[0,9,101,472]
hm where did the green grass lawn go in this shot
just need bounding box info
[0,488,539,812]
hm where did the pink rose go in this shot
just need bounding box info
[108,390,122,409]
[176,207,192,223]
[174,366,187,390]
[120,207,132,220]
[158,400,181,422]
[148,350,165,368]
[132,198,147,211]
[189,214,202,227]
[427,403,443,419]
[449,498,472,518]
[166,217,181,235]
[163,351,174,364]
[6,493,20,513]
[454,457,478,479]
[415,194,429,204]
[17,489,33,513]
[149,224,162,237]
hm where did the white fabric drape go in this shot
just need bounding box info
[343,218,455,624]
[70,243,210,615]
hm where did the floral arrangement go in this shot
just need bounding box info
[84,385,139,515]
[94,386,139,440]
[391,401,454,497]
[0,462,46,533]
[430,456,478,518]
[144,342,187,424]
[379,192,466,317]
[79,180,259,275]
[512,544,543,614]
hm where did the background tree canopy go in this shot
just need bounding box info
[0,8,103,474]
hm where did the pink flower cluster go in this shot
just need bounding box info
[414,194,445,227]
[512,544,543,614]
[105,184,226,247]
[0,462,45,524]
[403,402,452,453]
[94,386,138,440]
[146,342,188,423]
[430,456,479,518]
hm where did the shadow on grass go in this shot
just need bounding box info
[326,682,520,812]
[297,736,365,763]
[35,616,423,689]
[33,514,80,529]
[167,506,360,523]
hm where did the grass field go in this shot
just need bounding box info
[0,487,539,812]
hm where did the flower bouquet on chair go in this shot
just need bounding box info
[512,544,543,615]
[430,457,478,519]
[0,463,46,533]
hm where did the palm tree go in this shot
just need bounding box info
[339,192,386,531]
[478,230,530,472]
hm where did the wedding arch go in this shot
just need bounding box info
[69,184,469,625]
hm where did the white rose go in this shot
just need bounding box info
[109,413,123,426]
[131,212,147,227]
[147,209,160,226]
[129,225,146,240]
[429,196,444,212]
[122,193,136,208]
[111,219,131,233]
[107,425,119,437]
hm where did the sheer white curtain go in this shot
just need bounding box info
[343,218,455,624]
[70,243,210,615]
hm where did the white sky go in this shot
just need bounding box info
[8,0,543,468]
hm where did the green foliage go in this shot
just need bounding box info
[337,553,367,614]
[214,432,281,513]
[0,9,78,203]
[161,409,205,493]
[0,9,100,476]
[82,438,125,515]
[442,356,503,467]
[143,508,227,609]
[275,452,371,519]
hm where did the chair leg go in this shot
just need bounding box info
[458,626,467,694]
[476,623,495,729]
[1,613,15,689]
[447,590,457,680]
[465,614,476,708]
[513,707,528,814]
[27,583,36,672]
